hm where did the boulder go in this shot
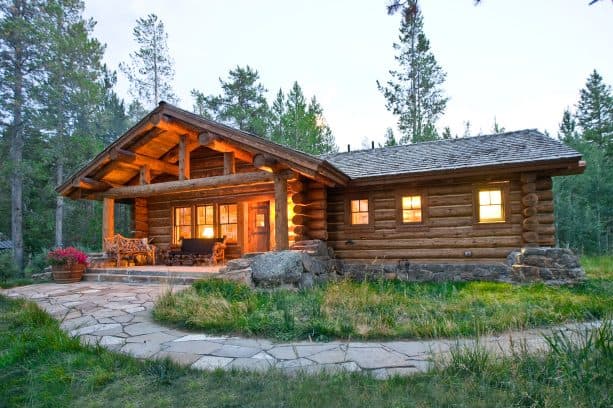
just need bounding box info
[251,251,304,288]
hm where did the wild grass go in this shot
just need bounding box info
[0,295,610,407]
[153,256,612,341]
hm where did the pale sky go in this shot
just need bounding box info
[84,0,613,149]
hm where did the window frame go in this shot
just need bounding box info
[172,202,240,245]
[345,193,374,231]
[395,189,428,230]
[172,206,194,245]
[218,203,239,243]
[472,182,511,226]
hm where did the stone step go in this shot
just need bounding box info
[85,268,219,278]
[82,272,206,285]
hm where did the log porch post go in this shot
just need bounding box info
[274,171,290,251]
[223,152,235,175]
[102,197,114,248]
[179,134,190,181]
[520,173,539,247]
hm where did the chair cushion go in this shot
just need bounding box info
[181,238,216,255]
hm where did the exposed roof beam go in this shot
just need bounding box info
[198,132,253,163]
[102,171,274,199]
[72,177,112,191]
[110,148,179,177]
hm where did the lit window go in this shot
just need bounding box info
[478,189,504,222]
[350,199,369,225]
[196,205,215,238]
[219,204,238,243]
[401,195,422,223]
[174,207,192,244]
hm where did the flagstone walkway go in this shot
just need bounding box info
[1,282,601,379]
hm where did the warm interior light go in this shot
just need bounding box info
[479,189,504,222]
[202,226,214,238]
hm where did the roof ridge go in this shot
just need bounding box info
[324,128,542,158]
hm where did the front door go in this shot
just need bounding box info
[247,201,270,253]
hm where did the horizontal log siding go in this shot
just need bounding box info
[147,149,274,258]
[326,178,535,264]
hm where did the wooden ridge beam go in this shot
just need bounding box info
[110,148,179,177]
[103,171,274,199]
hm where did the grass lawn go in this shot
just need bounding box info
[153,256,612,341]
[1,295,611,407]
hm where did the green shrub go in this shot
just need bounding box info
[0,251,19,281]
[25,248,50,276]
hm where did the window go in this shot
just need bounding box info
[219,204,238,243]
[474,183,509,224]
[196,205,215,238]
[401,195,422,223]
[350,199,369,225]
[174,207,192,244]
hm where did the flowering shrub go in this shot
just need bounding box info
[47,247,88,267]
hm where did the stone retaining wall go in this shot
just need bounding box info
[218,241,585,288]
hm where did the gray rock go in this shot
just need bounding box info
[301,253,329,276]
[251,251,304,288]
[299,273,314,289]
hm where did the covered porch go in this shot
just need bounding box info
[57,102,347,267]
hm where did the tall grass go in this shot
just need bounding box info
[154,267,612,341]
[1,295,610,407]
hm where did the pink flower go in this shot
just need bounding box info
[47,247,89,267]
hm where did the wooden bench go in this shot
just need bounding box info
[165,237,227,266]
[103,234,156,267]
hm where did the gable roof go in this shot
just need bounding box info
[58,101,584,198]
[322,129,583,180]
[57,102,349,197]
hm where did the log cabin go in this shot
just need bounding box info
[57,102,585,266]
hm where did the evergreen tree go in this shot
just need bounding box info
[554,71,613,254]
[120,13,176,108]
[127,99,148,126]
[281,82,337,154]
[576,70,613,155]
[492,117,506,133]
[441,126,452,139]
[383,127,398,146]
[559,108,579,144]
[377,0,447,144]
[0,0,48,271]
[191,66,269,136]
[269,89,286,144]
[35,0,107,248]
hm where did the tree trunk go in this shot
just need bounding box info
[55,160,64,247]
[9,55,24,273]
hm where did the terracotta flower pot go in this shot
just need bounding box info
[52,264,86,284]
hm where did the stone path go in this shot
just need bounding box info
[1,282,601,379]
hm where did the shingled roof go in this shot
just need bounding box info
[322,129,582,180]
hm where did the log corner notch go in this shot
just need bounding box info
[253,154,286,173]
[520,173,539,247]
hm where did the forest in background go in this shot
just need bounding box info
[0,0,611,276]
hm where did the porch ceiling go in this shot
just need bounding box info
[57,102,349,200]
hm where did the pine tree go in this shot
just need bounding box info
[0,0,48,271]
[576,70,613,154]
[269,89,285,144]
[120,14,176,108]
[127,100,148,126]
[383,127,398,146]
[36,0,107,248]
[441,126,452,139]
[558,108,578,145]
[377,0,447,144]
[191,66,269,136]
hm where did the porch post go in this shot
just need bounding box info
[102,197,114,247]
[274,172,289,251]
[179,134,190,181]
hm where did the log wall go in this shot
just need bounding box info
[326,175,556,264]
[146,147,274,259]
[290,178,328,242]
